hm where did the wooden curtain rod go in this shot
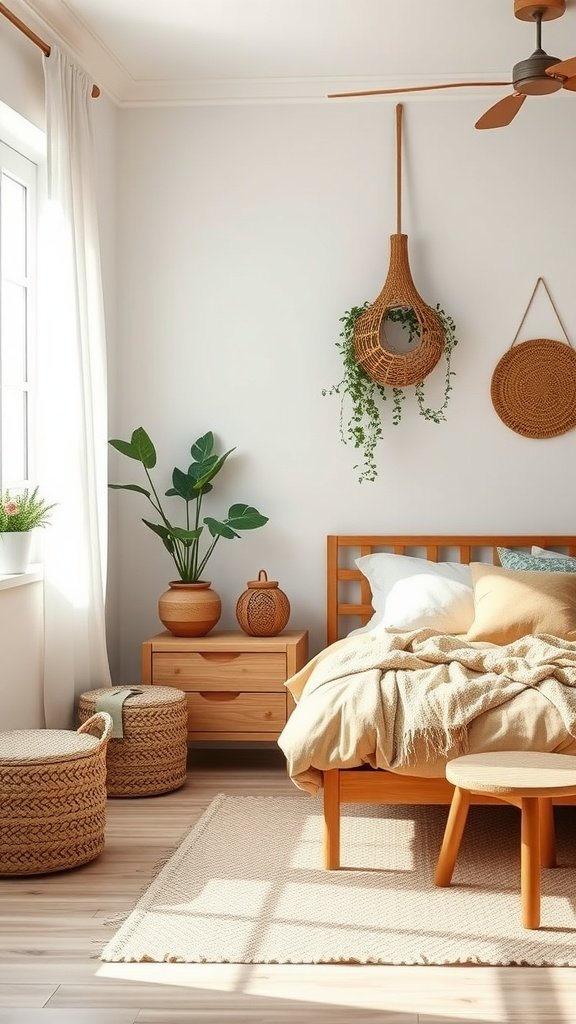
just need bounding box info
[0,3,100,97]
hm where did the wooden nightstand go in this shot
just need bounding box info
[141,629,308,741]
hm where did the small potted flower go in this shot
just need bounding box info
[0,487,56,574]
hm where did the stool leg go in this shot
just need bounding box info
[521,797,541,929]
[539,798,556,869]
[434,786,471,887]
[323,769,340,869]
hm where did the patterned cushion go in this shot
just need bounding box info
[497,547,576,573]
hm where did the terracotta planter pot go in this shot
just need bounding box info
[158,581,221,637]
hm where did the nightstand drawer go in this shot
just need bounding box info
[141,629,308,743]
[185,691,286,732]
[152,651,287,692]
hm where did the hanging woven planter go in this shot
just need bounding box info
[353,105,445,388]
[491,278,576,439]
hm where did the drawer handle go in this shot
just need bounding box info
[198,691,240,702]
[197,652,241,663]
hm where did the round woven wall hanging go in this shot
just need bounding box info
[491,278,576,439]
[353,105,445,388]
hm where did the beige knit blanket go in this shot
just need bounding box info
[278,629,576,794]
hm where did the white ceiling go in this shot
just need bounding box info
[17,0,576,104]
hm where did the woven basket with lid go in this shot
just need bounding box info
[0,712,112,876]
[77,685,188,797]
[236,569,291,636]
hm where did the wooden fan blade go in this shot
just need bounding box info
[475,92,526,129]
[328,81,510,99]
[545,56,576,79]
[561,75,576,92]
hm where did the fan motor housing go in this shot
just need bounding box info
[514,0,565,21]
[513,51,564,93]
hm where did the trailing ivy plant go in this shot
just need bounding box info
[322,302,458,482]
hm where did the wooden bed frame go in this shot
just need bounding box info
[322,534,576,868]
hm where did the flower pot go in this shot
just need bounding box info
[0,531,34,574]
[158,581,222,637]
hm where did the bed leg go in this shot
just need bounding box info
[323,768,340,869]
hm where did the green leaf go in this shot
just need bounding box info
[168,526,203,543]
[131,427,156,469]
[142,518,174,554]
[194,448,235,490]
[188,455,218,481]
[227,504,268,531]
[108,483,151,498]
[204,517,239,540]
[170,467,196,501]
[190,432,214,463]
[109,438,137,459]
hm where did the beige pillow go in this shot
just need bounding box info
[466,562,576,644]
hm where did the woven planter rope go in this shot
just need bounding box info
[353,104,445,388]
[491,278,576,439]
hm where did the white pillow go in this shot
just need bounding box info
[383,574,475,634]
[531,546,573,560]
[351,552,473,636]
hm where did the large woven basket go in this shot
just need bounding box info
[0,712,112,876]
[77,686,188,797]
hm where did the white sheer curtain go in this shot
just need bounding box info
[38,46,111,727]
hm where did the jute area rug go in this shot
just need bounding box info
[101,794,576,966]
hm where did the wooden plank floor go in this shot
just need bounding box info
[1,747,576,1024]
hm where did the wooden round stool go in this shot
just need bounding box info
[434,751,576,929]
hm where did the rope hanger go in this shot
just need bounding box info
[511,276,572,347]
[396,103,403,235]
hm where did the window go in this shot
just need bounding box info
[0,140,37,492]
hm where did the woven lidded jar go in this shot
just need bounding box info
[236,569,291,637]
[78,685,188,797]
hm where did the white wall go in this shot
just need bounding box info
[110,97,576,679]
[0,15,44,128]
[0,581,43,727]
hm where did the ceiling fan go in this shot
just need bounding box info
[328,0,576,129]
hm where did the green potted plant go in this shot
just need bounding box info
[0,487,56,574]
[323,302,458,482]
[108,427,268,636]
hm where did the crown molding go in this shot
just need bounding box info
[115,75,513,108]
[9,0,512,107]
[11,0,130,101]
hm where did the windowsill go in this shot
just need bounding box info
[0,563,43,591]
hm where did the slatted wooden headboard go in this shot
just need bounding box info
[326,534,576,645]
